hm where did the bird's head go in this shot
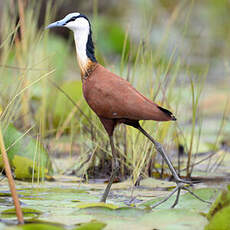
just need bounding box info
[46,12,97,70]
[46,12,90,33]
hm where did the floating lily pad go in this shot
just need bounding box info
[139,177,175,189]
[77,205,148,219]
[0,192,12,197]
[0,180,224,229]
[6,223,65,230]
[1,208,42,219]
[140,209,208,230]
[73,220,106,230]
[77,202,119,210]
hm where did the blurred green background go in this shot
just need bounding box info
[0,0,229,181]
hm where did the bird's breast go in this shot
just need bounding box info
[82,78,113,118]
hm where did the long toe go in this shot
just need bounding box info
[151,181,197,209]
[175,177,193,185]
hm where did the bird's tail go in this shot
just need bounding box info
[157,106,177,121]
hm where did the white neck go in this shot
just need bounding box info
[73,30,89,73]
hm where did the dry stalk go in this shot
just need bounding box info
[0,124,24,224]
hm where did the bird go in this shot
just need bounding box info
[46,12,194,207]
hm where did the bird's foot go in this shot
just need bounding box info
[150,181,184,209]
[174,176,193,185]
[151,179,211,209]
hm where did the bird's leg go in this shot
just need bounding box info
[137,125,197,208]
[110,135,119,170]
[137,125,191,184]
[100,135,119,203]
[137,125,211,208]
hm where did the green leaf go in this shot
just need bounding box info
[205,206,230,230]
[140,209,208,230]
[77,202,119,210]
[77,206,147,219]
[0,124,52,180]
[94,17,130,55]
[47,81,89,128]
[6,223,65,230]
[207,186,230,220]
[1,208,42,218]
[74,220,106,230]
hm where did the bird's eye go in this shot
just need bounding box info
[65,16,78,24]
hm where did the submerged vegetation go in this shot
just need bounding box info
[0,0,230,229]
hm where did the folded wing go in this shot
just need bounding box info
[83,64,176,121]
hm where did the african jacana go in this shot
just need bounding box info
[47,13,193,207]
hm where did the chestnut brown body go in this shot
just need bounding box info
[82,63,175,135]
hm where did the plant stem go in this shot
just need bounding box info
[0,124,24,224]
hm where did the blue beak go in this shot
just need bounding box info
[46,20,65,29]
